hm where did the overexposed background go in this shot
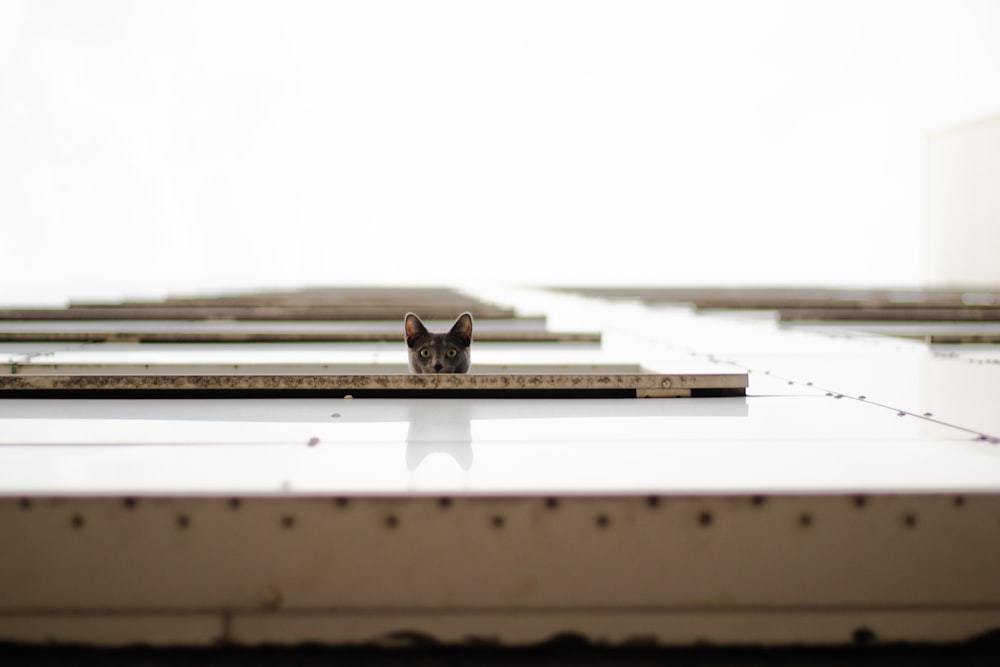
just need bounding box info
[2,0,999,304]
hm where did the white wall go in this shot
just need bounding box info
[925,112,1000,288]
[3,1,1000,304]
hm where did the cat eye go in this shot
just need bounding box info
[419,349,431,359]
[445,348,458,359]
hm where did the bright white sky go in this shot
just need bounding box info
[1,0,999,304]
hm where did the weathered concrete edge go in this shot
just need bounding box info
[0,373,748,392]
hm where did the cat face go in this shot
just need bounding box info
[405,312,473,374]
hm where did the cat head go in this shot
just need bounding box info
[404,312,473,374]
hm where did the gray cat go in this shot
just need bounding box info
[404,312,473,374]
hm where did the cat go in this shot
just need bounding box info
[404,312,473,374]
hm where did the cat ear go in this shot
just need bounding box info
[449,312,473,347]
[404,313,428,348]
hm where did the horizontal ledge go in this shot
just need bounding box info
[0,388,749,399]
[7,602,1000,615]
[0,373,747,399]
[0,307,518,321]
[556,287,1000,307]
[778,308,1000,322]
[0,332,600,344]
[5,364,648,376]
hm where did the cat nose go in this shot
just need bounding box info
[434,363,443,372]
